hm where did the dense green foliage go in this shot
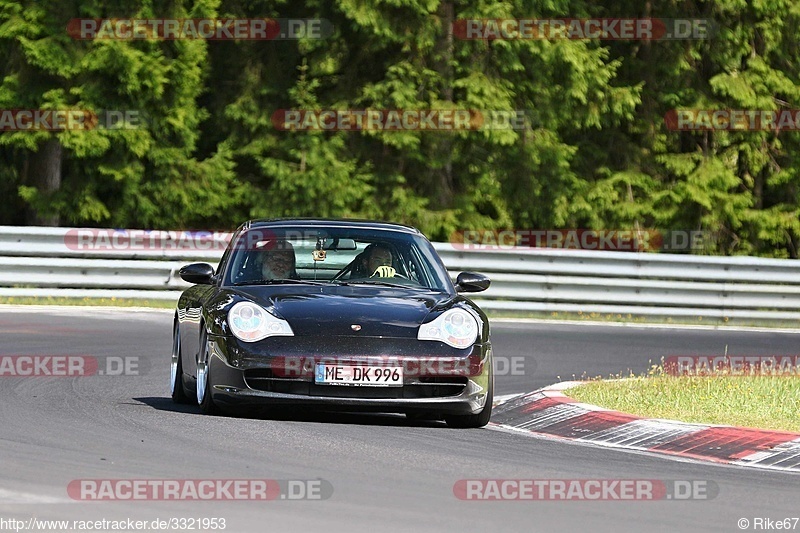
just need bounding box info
[0,0,798,256]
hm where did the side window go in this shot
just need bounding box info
[394,246,412,280]
[216,249,230,284]
[390,243,422,285]
[218,229,250,284]
[406,256,421,283]
[406,245,434,288]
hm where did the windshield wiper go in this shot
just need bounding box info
[234,278,326,286]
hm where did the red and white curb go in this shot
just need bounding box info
[491,383,800,473]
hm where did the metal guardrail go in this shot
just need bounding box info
[1,225,799,322]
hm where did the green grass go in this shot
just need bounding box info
[566,371,800,432]
[0,296,175,308]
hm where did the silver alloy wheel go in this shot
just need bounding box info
[196,361,207,404]
[170,329,180,395]
[196,332,208,405]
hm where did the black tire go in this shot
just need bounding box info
[197,329,221,415]
[171,325,192,404]
[444,375,493,429]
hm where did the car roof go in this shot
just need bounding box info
[240,218,422,235]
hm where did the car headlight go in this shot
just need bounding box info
[418,308,479,349]
[228,302,294,342]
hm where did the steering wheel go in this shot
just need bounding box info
[331,250,412,281]
[370,265,410,280]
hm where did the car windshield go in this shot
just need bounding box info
[224,226,453,292]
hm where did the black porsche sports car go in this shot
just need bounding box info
[170,219,493,428]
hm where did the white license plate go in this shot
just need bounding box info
[314,364,403,387]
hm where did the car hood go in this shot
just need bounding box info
[232,285,455,338]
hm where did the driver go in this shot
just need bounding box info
[362,243,395,278]
[259,241,298,280]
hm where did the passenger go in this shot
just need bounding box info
[259,241,298,279]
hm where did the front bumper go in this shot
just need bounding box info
[205,334,492,415]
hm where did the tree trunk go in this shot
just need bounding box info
[436,0,455,208]
[25,138,62,226]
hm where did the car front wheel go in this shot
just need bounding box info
[444,373,493,429]
[170,324,191,404]
[196,329,220,415]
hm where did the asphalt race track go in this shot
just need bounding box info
[1,307,798,533]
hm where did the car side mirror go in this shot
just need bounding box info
[455,272,490,293]
[179,263,215,285]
